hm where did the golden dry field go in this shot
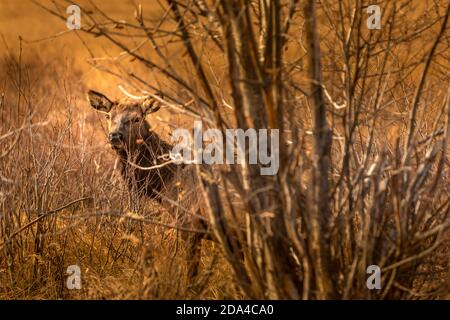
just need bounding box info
[0,0,448,300]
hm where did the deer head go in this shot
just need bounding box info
[87,90,161,152]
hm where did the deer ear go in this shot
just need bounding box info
[87,90,113,113]
[141,95,162,115]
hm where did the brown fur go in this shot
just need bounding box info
[87,90,208,278]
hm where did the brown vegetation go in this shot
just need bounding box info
[0,0,448,299]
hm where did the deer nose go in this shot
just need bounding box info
[108,132,123,144]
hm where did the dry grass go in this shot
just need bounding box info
[0,0,448,299]
[0,52,241,299]
[0,1,237,297]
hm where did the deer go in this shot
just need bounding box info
[87,89,209,278]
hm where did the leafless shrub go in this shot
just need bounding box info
[2,0,448,299]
